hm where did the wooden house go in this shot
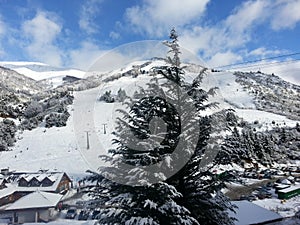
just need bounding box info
[0,172,72,207]
[0,191,63,224]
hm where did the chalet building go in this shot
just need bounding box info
[0,171,72,207]
[0,191,63,224]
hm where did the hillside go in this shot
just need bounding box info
[0,59,299,176]
[0,66,44,99]
[234,71,300,120]
[0,61,85,81]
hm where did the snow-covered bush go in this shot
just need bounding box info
[45,111,70,128]
[0,119,17,151]
[20,117,41,130]
[23,100,43,118]
[99,89,127,103]
[99,90,115,103]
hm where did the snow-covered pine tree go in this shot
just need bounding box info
[85,29,200,225]
[154,29,235,225]
[86,28,236,225]
[87,171,198,225]
[87,75,200,223]
[219,126,243,164]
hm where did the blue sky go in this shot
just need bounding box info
[0,0,299,84]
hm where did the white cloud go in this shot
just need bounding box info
[179,0,275,67]
[208,51,242,67]
[223,0,269,46]
[68,41,106,70]
[125,0,210,37]
[268,61,300,85]
[0,16,6,57]
[22,11,63,66]
[225,0,268,32]
[79,0,103,34]
[271,0,300,30]
[109,31,120,40]
[0,18,5,36]
[248,47,283,57]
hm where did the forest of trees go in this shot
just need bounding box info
[221,123,300,166]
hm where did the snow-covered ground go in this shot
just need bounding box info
[0,87,113,176]
[234,109,298,129]
[208,71,256,109]
[14,67,85,81]
[0,73,150,176]
[0,61,85,81]
[0,60,298,180]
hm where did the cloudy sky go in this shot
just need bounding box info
[0,0,299,84]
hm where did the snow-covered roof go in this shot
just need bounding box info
[18,172,63,183]
[281,179,292,185]
[21,174,37,182]
[0,186,15,199]
[34,174,44,182]
[5,191,62,210]
[0,172,69,199]
[278,184,300,193]
[275,184,290,189]
[229,201,282,225]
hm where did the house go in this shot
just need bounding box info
[0,171,72,206]
[229,201,283,225]
[0,191,63,224]
[278,184,300,199]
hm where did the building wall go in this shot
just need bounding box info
[278,188,300,199]
[15,210,36,224]
[12,208,55,224]
[0,211,13,223]
[56,174,71,193]
[0,192,28,206]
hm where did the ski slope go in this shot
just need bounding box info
[0,61,298,178]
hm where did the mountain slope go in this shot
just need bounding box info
[0,59,299,175]
[0,66,45,98]
[234,71,300,120]
[0,61,85,89]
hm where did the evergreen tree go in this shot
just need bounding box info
[157,29,235,225]
[87,171,198,225]
[86,28,235,225]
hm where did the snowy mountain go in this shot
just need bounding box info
[0,58,299,176]
[234,71,300,120]
[0,61,85,89]
[0,66,45,99]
